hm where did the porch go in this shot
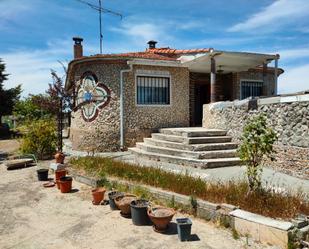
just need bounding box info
[179,50,280,126]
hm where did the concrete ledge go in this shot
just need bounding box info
[230,209,293,249]
[230,209,293,231]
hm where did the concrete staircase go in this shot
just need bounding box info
[129,127,242,169]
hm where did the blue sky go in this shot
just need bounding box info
[1,0,309,96]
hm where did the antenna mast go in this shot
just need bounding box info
[75,0,123,54]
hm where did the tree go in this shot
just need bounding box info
[238,114,277,192]
[0,59,21,123]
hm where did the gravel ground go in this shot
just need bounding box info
[0,164,280,249]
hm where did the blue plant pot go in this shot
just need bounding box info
[176,218,192,241]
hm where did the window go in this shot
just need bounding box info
[136,76,170,105]
[241,81,263,100]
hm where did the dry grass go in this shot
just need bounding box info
[70,156,309,219]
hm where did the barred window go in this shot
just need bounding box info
[241,81,263,100]
[136,76,170,105]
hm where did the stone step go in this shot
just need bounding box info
[144,138,238,151]
[136,143,238,159]
[159,128,227,137]
[128,147,242,169]
[152,133,232,144]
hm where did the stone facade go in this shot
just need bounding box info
[124,65,190,147]
[203,95,309,179]
[70,60,127,152]
[70,59,189,151]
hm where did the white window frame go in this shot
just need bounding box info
[240,79,264,100]
[135,71,172,107]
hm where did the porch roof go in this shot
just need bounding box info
[179,50,279,73]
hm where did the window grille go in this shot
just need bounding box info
[136,76,170,105]
[241,81,263,99]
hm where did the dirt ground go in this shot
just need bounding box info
[0,164,280,249]
[0,139,20,155]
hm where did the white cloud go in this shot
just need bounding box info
[228,0,309,32]
[112,23,168,43]
[279,64,309,94]
[0,0,38,29]
[277,47,309,60]
[2,40,72,97]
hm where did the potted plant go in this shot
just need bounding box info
[130,199,151,226]
[92,187,106,205]
[114,194,136,218]
[55,169,66,189]
[59,176,72,193]
[54,151,65,164]
[176,218,192,241]
[37,168,49,181]
[147,206,175,233]
[108,191,124,210]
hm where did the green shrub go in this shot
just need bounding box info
[20,119,57,159]
[238,114,277,191]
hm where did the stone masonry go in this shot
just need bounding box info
[70,59,189,151]
[203,95,309,179]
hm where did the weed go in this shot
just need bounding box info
[69,156,309,219]
[232,229,240,240]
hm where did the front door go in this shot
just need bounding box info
[194,83,210,126]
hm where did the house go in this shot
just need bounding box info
[65,37,283,152]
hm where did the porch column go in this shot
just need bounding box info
[262,62,268,96]
[274,54,279,95]
[210,57,216,102]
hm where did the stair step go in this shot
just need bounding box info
[152,133,232,144]
[129,147,242,169]
[159,128,227,137]
[136,143,237,159]
[144,138,238,151]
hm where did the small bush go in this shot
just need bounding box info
[70,156,309,219]
[20,119,57,159]
[238,114,277,191]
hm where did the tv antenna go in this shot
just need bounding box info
[75,0,123,54]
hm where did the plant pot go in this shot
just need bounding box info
[147,207,175,233]
[114,194,136,217]
[55,169,66,180]
[55,152,65,164]
[176,218,192,241]
[108,191,124,210]
[130,199,151,226]
[37,169,49,181]
[56,179,61,189]
[92,187,106,205]
[59,176,72,193]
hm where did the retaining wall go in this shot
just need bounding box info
[203,94,309,180]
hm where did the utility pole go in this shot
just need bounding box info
[75,0,122,54]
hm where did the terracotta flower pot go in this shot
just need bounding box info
[147,206,175,233]
[55,152,65,164]
[55,169,66,180]
[92,187,106,205]
[56,179,61,189]
[59,176,72,193]
[114,194,136,217]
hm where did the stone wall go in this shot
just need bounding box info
[203,95,309,179]
[124,65,190,147]
[70,60,128,152]
[70,60,190,151]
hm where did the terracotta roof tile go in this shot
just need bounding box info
[85,51,177,61]
[146,47,210,55]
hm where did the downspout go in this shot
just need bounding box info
[120,62,133,150]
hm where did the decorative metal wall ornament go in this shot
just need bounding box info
[74,72,111,122]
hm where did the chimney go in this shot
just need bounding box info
[73,37,83,59]
[147,40,157,49]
